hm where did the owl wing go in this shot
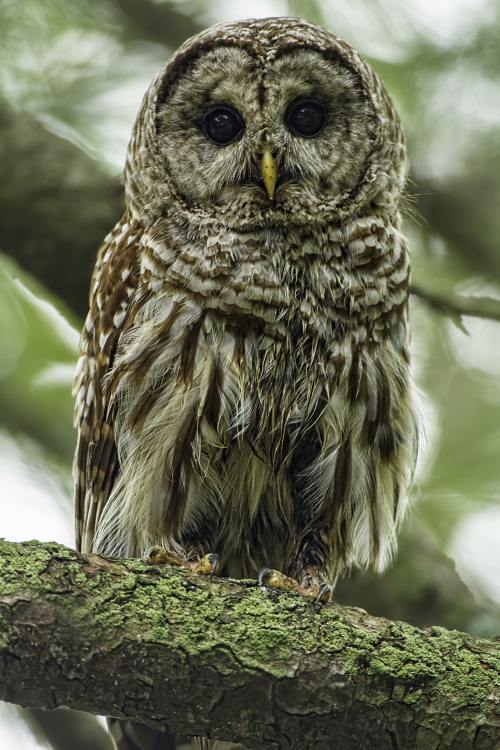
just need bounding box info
[73,216,141,553]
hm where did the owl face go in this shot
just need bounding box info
[156,44,376,228]
[125,19,406,232]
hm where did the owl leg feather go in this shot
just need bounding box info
[258,522,335,602]
[290,526,335,603]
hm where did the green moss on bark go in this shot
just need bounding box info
[0,539,498,750]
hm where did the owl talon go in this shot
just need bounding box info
[144,546,167,565]
[258,567,301,593]
[258,567,273,587]
[190,552,220,576]
[144,546,185,567]
[144,548,220,577]
[297,567,333,602]
[316,582,333,604]
[209,553,220,576]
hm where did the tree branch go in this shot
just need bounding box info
[411,283,500,323]
[0,540,498,749]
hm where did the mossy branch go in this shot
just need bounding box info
[0,540,498,750]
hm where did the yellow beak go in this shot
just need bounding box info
[260,147,278,200]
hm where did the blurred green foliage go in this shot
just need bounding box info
[0,254,76,460]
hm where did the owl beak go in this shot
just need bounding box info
[260,147,278,200]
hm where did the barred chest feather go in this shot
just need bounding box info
[91,211,418,581]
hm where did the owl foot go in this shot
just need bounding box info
[144,546,185,567]
[258,568,332,603]
[300,568,333,603]
[315,582,333,604]
[144,547,220,576]
[189,553,220,576]
[258,568,302,594]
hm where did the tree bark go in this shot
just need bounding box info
[0,540,498,749]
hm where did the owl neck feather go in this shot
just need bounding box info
[136,207,409,360]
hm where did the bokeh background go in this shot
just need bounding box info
[1,1,499,747]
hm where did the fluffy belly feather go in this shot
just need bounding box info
[91,289,417,585]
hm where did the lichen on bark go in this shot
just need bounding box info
[0,539,498,749]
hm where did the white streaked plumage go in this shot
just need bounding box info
[73,17,419,750]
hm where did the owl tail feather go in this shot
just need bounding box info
[107,718,246,750]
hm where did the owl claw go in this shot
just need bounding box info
[258,567,301,594]
[190,553,220,577]
[316,582,333,604]
[258,567,272,587]
[144,547,220,577]
[300,569,333,604]
[144,546,184,567]
[144,545,162,565]
[258,567,332,604]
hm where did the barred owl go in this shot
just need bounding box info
[74,16,418,750]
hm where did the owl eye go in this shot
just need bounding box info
[285,98,327,138]
[203,104,244,145]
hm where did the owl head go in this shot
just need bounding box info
[124,18,407,232]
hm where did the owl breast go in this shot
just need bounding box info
[91,211,416,582]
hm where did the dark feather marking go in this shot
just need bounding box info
[180,317,202,383]
[393,480,401,521]
[101,455,119,504]
[325,439,352,567]
[129,369,173,431]
[233,330,246,369]
[75,431,90,549]
[336,516,349,568]
[354,253,386,273]
[83,496,98,549]
[105,299,182,401]
[89,421,115,491]
[357,364,368,404]
[368,466,380,564]
[131,390,161,432]
[281,383,327,476]
[333,441,352,508]
[203,358,222,430]
[328,439,352,528]
[366,364,391,445]
[347,347,361,402]
[164,402,198,534]
[379,425,400,462]
[384,245,408,276]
